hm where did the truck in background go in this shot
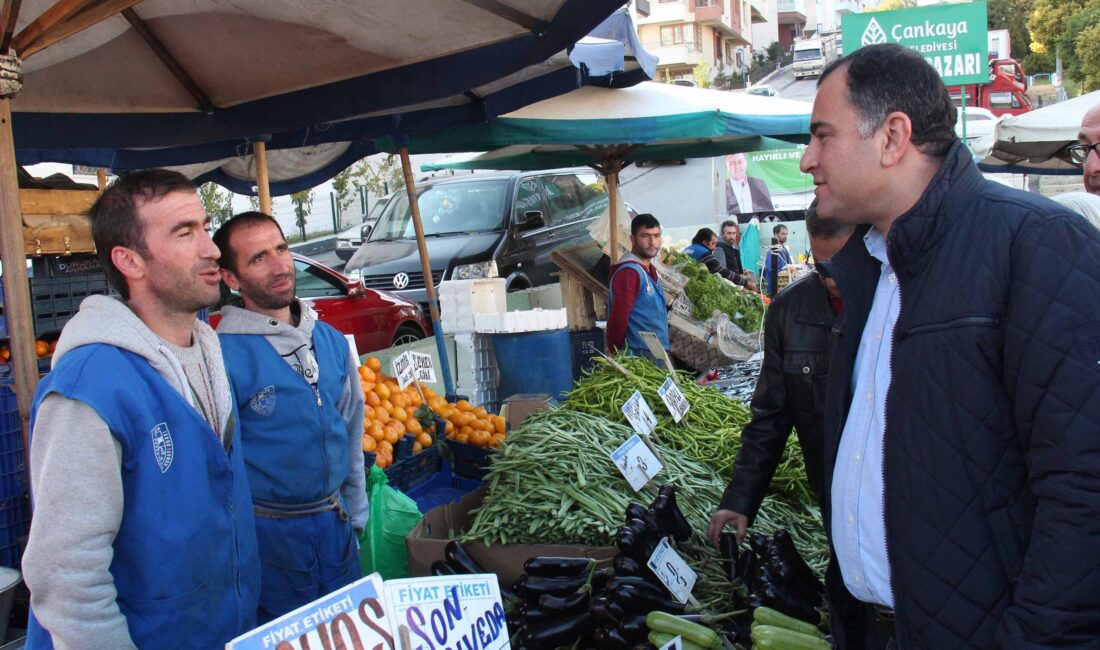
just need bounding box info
[792,33,838,80]
[946,58,1032,118]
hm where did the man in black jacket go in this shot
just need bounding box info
[715,220,757,291]
[709,203,852,546]
[803,43,1100,649]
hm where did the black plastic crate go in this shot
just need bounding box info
[446,439,496,481]
[30,273,113,335]
[0,388,29,568]
[31,254,105,278]
[570,328,606,380]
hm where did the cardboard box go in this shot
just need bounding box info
[405,487,617,588]
[500,393,554,430]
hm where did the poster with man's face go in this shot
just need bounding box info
[724,147,815,221]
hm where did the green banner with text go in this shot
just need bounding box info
[841,1,989,86]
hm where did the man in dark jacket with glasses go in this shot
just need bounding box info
[1070,104,1100,196]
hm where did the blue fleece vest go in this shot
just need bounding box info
[684,243,710,261]
[27,344,260,650]
[219,322,351,505]
[609,261,670,353]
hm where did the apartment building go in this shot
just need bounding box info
[630,0,768,84]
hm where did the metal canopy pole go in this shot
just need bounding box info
[397,145,456,398]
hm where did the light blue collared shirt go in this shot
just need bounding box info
[830,227,899,608]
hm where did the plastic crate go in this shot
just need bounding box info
[570,328,606,380]
[30,274,113,335]
[446,439,496,481]
[405,460,483,514]
[397,445,442,493]
[0,388,29,568]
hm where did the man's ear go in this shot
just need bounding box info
[880,111,913,168]
[219,267,241,291]
[111,246,145,282]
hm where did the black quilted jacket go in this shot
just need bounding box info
[819,141,1100,649]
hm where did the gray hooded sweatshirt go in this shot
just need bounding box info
[215,299,367,529]
[22,295,236,650]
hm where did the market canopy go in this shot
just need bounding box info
[15,5,654,195]
[10,0,627,150]
[378,81,813,156]
[979,90,1100,175]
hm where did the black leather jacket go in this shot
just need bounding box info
[719,272,833,519]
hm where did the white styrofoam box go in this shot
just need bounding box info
[474,308,569,334]
[440,278,507,334]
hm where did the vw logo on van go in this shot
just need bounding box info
[392,273,410,289]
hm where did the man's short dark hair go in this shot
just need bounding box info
[213,211,285,274]
[89,169,195,300]
[720,219,739,232]
[805,200,854,239]
[819,43,957,157]
[773,224,788,236]
[631,213,661,235]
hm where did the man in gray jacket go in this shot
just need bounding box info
[214,212,367,622]
[23,170,259,649]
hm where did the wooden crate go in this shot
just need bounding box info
[20,189,99,257]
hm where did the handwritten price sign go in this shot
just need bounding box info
[647,538,697,604]
[621,391,657,436]
[657,377,690,423]
[384,574,509,650]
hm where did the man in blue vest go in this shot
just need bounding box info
[607,213,670,360]
[213,212,367,623]
[23,169,260,649]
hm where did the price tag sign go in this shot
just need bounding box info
[610,434,663,492]
[393,352,416,390]
[409,351,437,383]
[346,335,361,367]
[621,391,657,436]
[226,574,391,650]
[639,331,674,371]
[657,377,690,423]
[384,574,509,650]
[658,636,683,650]
[647,538,697,604]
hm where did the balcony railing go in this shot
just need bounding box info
[777,0,806,13]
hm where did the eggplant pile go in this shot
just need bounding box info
[511,485,719,649]
[732,529,825,628]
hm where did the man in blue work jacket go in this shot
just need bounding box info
[24,169,260,649]
[607,213,670,360]
[214,212,368,623]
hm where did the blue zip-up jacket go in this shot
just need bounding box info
[27,344,260,649]
[819,141,1100,648]
[220,321,352,505]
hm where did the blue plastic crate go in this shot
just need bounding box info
[405,460,483,514]
[447,439,496,481]
[0,387,29,568]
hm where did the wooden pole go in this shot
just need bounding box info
[397,146,456,397]
[607,162,620,265]
[0,98,38,450]
[254,140,272,215]
[96,167,106,190]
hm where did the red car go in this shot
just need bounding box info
[211,253,430,354]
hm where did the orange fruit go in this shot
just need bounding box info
[381,399,394,413]
[362,436,377,452]
[49,340,58,353]
[375,383,391,400]
[374,406,390,424]
[384,429,400,445]
[391,393,408,409]
[456,433,470,445]
[412,441,423,454]
[366,357,382,372]
[362,367,377,383]
[391,407,408,422]
[455,399,474,412]
[370,423,385,441]
[444,420,455,435]
[473,407,488,419]
[365,391,381,408]
[35,340,49,358]
[417,432,433,448]
[405,418,422,435]
[491,415,506,435]
[379,439,394,453]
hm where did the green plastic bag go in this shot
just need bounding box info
[358,465,423,579]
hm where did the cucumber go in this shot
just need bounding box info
[646,611,721,649]
[647,631,711,650]
[751,624,833,649]
[754,606,826,638]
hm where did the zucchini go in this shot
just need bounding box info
[646,611,720,649]
[647,631,710,650]
[751,624,833,649]
[753,607,825,638]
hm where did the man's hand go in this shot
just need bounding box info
[708,509,750,547]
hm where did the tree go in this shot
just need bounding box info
[248,194,261,212]
[331,165,356,225]
[290,189,314,239]
[1029,0,1100,91]
[986,0,1033,61]
[352,154,403,199]
[198,182,233,227]
[692,62,712,88]
[766,41,783,64]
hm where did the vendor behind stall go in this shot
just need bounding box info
[214,213,367,623]
[607,214,669,359]
[684,228,751,287]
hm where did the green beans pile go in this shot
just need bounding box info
[462,408,738,609]
[563,354,829,574]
